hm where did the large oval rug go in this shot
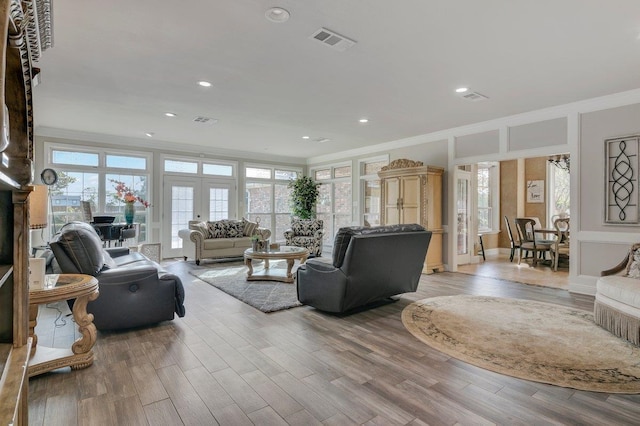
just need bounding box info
[402,295,640,393]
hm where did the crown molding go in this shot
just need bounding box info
[307,87,640,165]
[35,127,307,165]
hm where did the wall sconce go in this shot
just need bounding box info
[548,154,570,173]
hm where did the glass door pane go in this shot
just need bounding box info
[246,182,273,231]
[456,170,472,265]
[171,186,195,250]
[363,179,381,226]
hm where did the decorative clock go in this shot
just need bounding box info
[40,168,58,186]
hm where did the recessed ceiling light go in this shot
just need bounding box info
[265,7,290,23]
[455,87,469,93]
[165,112,176,117]
[198,81,212,87]
[302,136,310,140]
[359,118,369,123]
[145,132,154,138]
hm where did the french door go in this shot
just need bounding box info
[456,169,472,265]
[162,176,235,258]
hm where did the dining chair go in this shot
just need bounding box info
[550,218,570,271]
[515,218,552,266]
[504,216,520,262]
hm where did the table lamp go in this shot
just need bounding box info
[29,184,49,249]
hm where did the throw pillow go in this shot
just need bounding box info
[189,221,209,237]
[242,217,259,236]
[223,220,244,238]
[207,220,226,238]
[627,248,640,278]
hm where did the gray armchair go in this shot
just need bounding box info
[296,224,431,313]
[49,222,185,330]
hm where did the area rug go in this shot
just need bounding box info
[402,295,640,393]
[189,261,302,313]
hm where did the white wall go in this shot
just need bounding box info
[306,88,640,295]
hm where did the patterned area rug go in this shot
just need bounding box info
[402,295,640,393]
[189,261,302,313]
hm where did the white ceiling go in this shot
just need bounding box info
[33,1,640,162]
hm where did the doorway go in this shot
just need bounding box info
[162,176,236,258]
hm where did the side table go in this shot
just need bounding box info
[28,274,99,377]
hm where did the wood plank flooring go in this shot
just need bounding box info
[27,259,640,425]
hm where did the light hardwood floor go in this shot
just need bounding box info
[458,254,569,290]
[27,259,640,426]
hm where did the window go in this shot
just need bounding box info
[477,162,499,233]
[46,144,152,242]
[548,161,570,225]
[310,163,352,245]
[244,165,301,240]
[164,159,198,174]
[359,156,388,227]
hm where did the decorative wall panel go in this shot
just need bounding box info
[605,135,640,224]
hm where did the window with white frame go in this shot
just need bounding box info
[312,162,353,245]
[359,156,388,227]
[547,160,570,226]
[45,145,152,242]
[244,165,301,241]
[477,162,499,233]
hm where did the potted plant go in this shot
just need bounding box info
[288,176,320,219]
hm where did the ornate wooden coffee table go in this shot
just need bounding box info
[28,273,99,377]
[244,246,309,283]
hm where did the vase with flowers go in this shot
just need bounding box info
[110,179,150,225]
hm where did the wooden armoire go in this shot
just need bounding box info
[378,159,444,274]
[0,1,51,424]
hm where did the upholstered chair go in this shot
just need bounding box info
[515,217,552,266]
[284,218,324,257]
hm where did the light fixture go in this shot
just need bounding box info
[265,7,290,23]
[548,154,570,173]
[302,136,310,140]
[145,132,154,138]
[29,184,49,249]
[165,112,176,117]
[455,87,469,93]
[29,185,48,230]
[359,118,369,123]
[198,81,212,87]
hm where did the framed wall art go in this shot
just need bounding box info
[605,134,640,224]
[526,180,544,203]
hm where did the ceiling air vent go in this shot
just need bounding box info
[310,28,356,52]
[313,137,331,143]
[459,91,488,102]
[193,116,218,126]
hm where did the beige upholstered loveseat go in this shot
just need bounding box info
[595,243,640,345]
[178,219,271,265]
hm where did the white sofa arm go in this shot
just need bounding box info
[178,229,204,263]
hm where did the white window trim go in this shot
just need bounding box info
[162,154,238,178]
[478,162,500,234]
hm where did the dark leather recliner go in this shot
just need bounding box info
[49,222,185,330]
[296,224,431,313]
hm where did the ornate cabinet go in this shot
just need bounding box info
[0,1,51,424]
[379,159,444,274]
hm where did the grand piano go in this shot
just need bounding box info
[91,219,137,247]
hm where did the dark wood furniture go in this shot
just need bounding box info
[0,1,52,424]
[515,218,552,266]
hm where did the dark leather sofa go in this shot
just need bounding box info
[49,222,185,330]
[296,224,431,313]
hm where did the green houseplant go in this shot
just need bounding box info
[288,176,320,219]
